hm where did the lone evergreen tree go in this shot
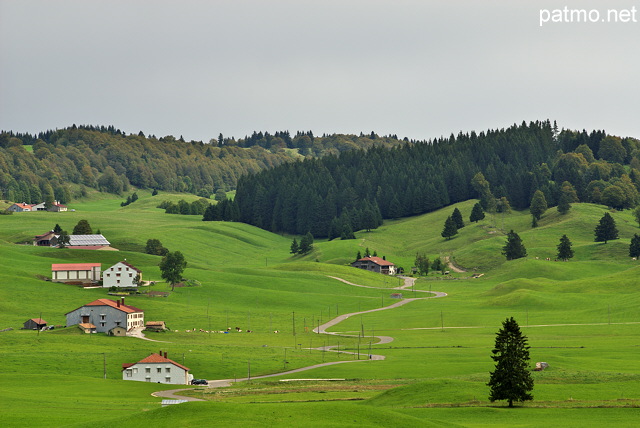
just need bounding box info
[451,207,465,229]
[356,250,362,261]
[53,223,62,234]
[488,317,534,407]
[290,238,299,254]
[502,230,527,260]
[441,216,458,240]
[556,234,574,261]
[629,234,640,258]
[470,202,485,223]
[529,190,548,220]
[594,212,618,244]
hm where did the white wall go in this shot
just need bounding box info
[103,262,140,288]
[122,363,190,384]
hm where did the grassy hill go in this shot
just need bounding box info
[1,194,639,427]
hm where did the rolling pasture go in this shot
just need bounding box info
[1,192,639,427]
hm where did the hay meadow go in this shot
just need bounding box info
[1,192,639,427]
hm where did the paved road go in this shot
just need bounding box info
[151,275,447,400]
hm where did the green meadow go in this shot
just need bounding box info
[1,192,639,427]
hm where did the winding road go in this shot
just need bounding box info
[152,276,446,401]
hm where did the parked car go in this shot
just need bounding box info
[191,379,208,385]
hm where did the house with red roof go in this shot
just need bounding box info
[122,352,193,384]
[351,256,397,275]
[7,203,34,212]
[47,202,68,212]
[65,298,144,333]
[103,261,142,288]
[51,263,101,283]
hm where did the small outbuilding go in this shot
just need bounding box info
[145,321,167,332]
[23,318,47,330]
[108,326,127,337]
[78,323,97,334]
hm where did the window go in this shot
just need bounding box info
[129,273,133,277]
[126,370,132,377]
[165,367,171,373]
[116,273,121,277]
[117,280,120,284]
[100,315,106,321]
[106,273,110,277]
[157,367,162,373]
[100,322,105,327]
[133,368,138,374]
[165,377,171,382]
[118,267,122,271]
[145,378,151,382]
[145,368,151,373]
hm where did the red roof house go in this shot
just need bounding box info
[351,256,396,275]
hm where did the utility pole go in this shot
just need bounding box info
[247,360,251,381]
[103,353,106,379]
[292,312,296,336]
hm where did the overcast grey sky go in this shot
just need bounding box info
[1,0,639,142]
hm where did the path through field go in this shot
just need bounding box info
[152,276,446,400]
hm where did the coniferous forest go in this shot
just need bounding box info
[3,120,640,240]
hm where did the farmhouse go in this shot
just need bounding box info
[23,318,47,330]
[47,202,68,212]
[51,263,101,283]
[34,230,56,246]
[103,261,142,288]
[65,298,144,333]
[7,203,34,212]
[351,256,397,275]
[122,352,193,385]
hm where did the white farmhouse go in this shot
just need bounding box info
[103,261,142,288]
[122,352,193,385]
[65,298,144,333]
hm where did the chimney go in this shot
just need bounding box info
[117,299,120,308]
[121,297,125,306]
[164,352,168,358]
[159,350,163,356]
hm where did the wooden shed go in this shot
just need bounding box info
[23,318,47,330]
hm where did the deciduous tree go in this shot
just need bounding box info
[72,219,93,235]
[529,190,547,220]
[159,251,187,291]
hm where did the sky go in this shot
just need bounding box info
[1,0,639,143]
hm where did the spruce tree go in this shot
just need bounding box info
[556,234,574,261]
[441,216,458,240]
[451,208,464,229]
[502,230,527,260]
[53,223,62,234]
[290,238,299,254]
[629,234,640,258]
[470,202,485,223]
[298,232,314,254]
[488,317,534,407]
[356,250,362,261]
[594,212,618,244]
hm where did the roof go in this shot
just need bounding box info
[356,256,395,266]
[66,298,144,315]
[68,235,110,246]
[134,353,190,371]
[107,261,142,273]
[79,323,96,329]
[35,231,55,239]
[13,203,33,209]
[52,263,101,271]
[53,203,67,208]
[121,363,134,369]
[29,318,47,324]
